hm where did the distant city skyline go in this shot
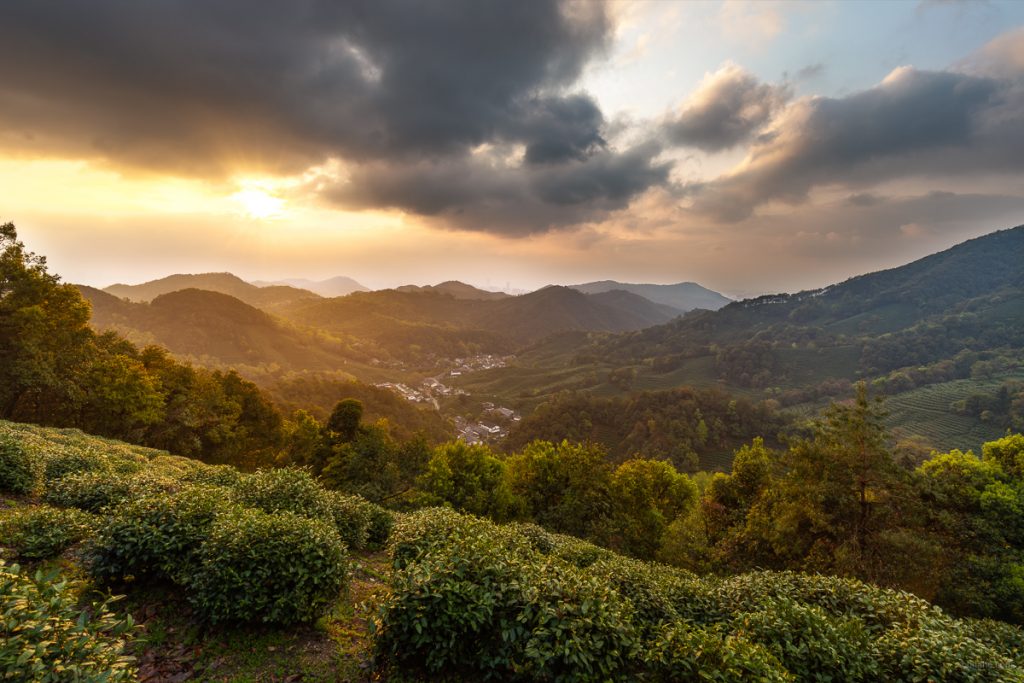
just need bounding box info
[2,1,1023,297]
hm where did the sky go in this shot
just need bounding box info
[2,0,1023,298]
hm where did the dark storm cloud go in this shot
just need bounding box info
[0,0,675,234]
[326,140,670,235]
[0,0,610,171]
[664,64,791,152]
[690,60,1024,222]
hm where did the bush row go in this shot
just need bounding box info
[373,508,1024,682]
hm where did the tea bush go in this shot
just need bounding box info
[0,506,96,559]
[734,598,879,682]
[377,509,1024,683]
[42,446,114,484]
[643,624,792,682]
[87,485,232,583]
[188,507,348,624]
[0,561,136,682]
[326,491,373,550]
[44,470,133,512]
[232,467,332,520]
[376,509,640,681]
[0,434,43,494]
[365,500,395,548]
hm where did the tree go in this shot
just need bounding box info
[608,458,697,559]
[327,398,363,443]
[418,441,520,520]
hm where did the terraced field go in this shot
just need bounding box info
[883,372,1024,452]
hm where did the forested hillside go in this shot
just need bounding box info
[104,272,320,310]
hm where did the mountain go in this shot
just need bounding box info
[251,276,369,297]
[104,273,320,310]
[569,280,731,312]
[277,285,681,362]
[395,280,509,300]
[79,286,360,371]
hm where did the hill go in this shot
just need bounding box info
[79,286,362,372]
[395,280,509,300]
[251,275,368,297]
[570,280,731,311]
[278,285,681,363]
[104,272,320,310]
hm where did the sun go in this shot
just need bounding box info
[231,187,286,219]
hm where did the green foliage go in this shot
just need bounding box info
[0,433,42,494]
[377,509,1024,682]
[325,491,373,550]
[644,624,792,682]
[42,446,114,485]
[734,599,879,681]
[188,507,348,624]
[43,470,133,512]
[0,506,96,559]
[327,398,363,443]
[0,560,136,682]
[418,441,521,520]
[232,466,333,520]
[86,485,232,583]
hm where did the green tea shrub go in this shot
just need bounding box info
[643,624,792,682]
[188,507,348,624]
[956,618,1024,666]
[876,618,1024,682]
[376,508,640,681]
[326,491,372,550]
[0,561,136,682]
[734,598,879,682]
[507,521,556,554]
[0,435,43,494]
[87,485,232,583]
[232,467,332,520]
[0,506,96,559]
[42,446,112,484]
[44,471,133,512]
[364,500,395,549]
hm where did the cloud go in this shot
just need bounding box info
[323,140,670,235]
[688,30,1024,222]
[664,63,791,152]
[0,0,680,235]
[0,1,611,173]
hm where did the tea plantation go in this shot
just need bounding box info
[2,419,1023,681]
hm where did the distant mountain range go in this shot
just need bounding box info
[104,273,320,310]
[569,280,731,312]
[250,276,368,298]
[395,281,509,300]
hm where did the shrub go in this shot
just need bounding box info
[0,561,136,682]
[87,486,232,583]
[0,506,96,559]
[232,467,332,520]
[876,617,1024,682]
[364,500,395,549]
[326,492,372,550]
[734,598,879,682]
[44,471,133,512]
[0,435,43,495]
[188,507,348,624]
[643,624,792,682]
[375,509,640,681]
[42,446,113,484]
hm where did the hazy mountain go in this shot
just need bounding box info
[79,286,358,371]
[104,272,320,310]
[395,280,509,300]
[251,276,368,297]
[277,284,681,360]
[569,280,731,312]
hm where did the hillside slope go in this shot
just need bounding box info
[104,272,320,310]
[570,279,732,311]
[80,286,360,371]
